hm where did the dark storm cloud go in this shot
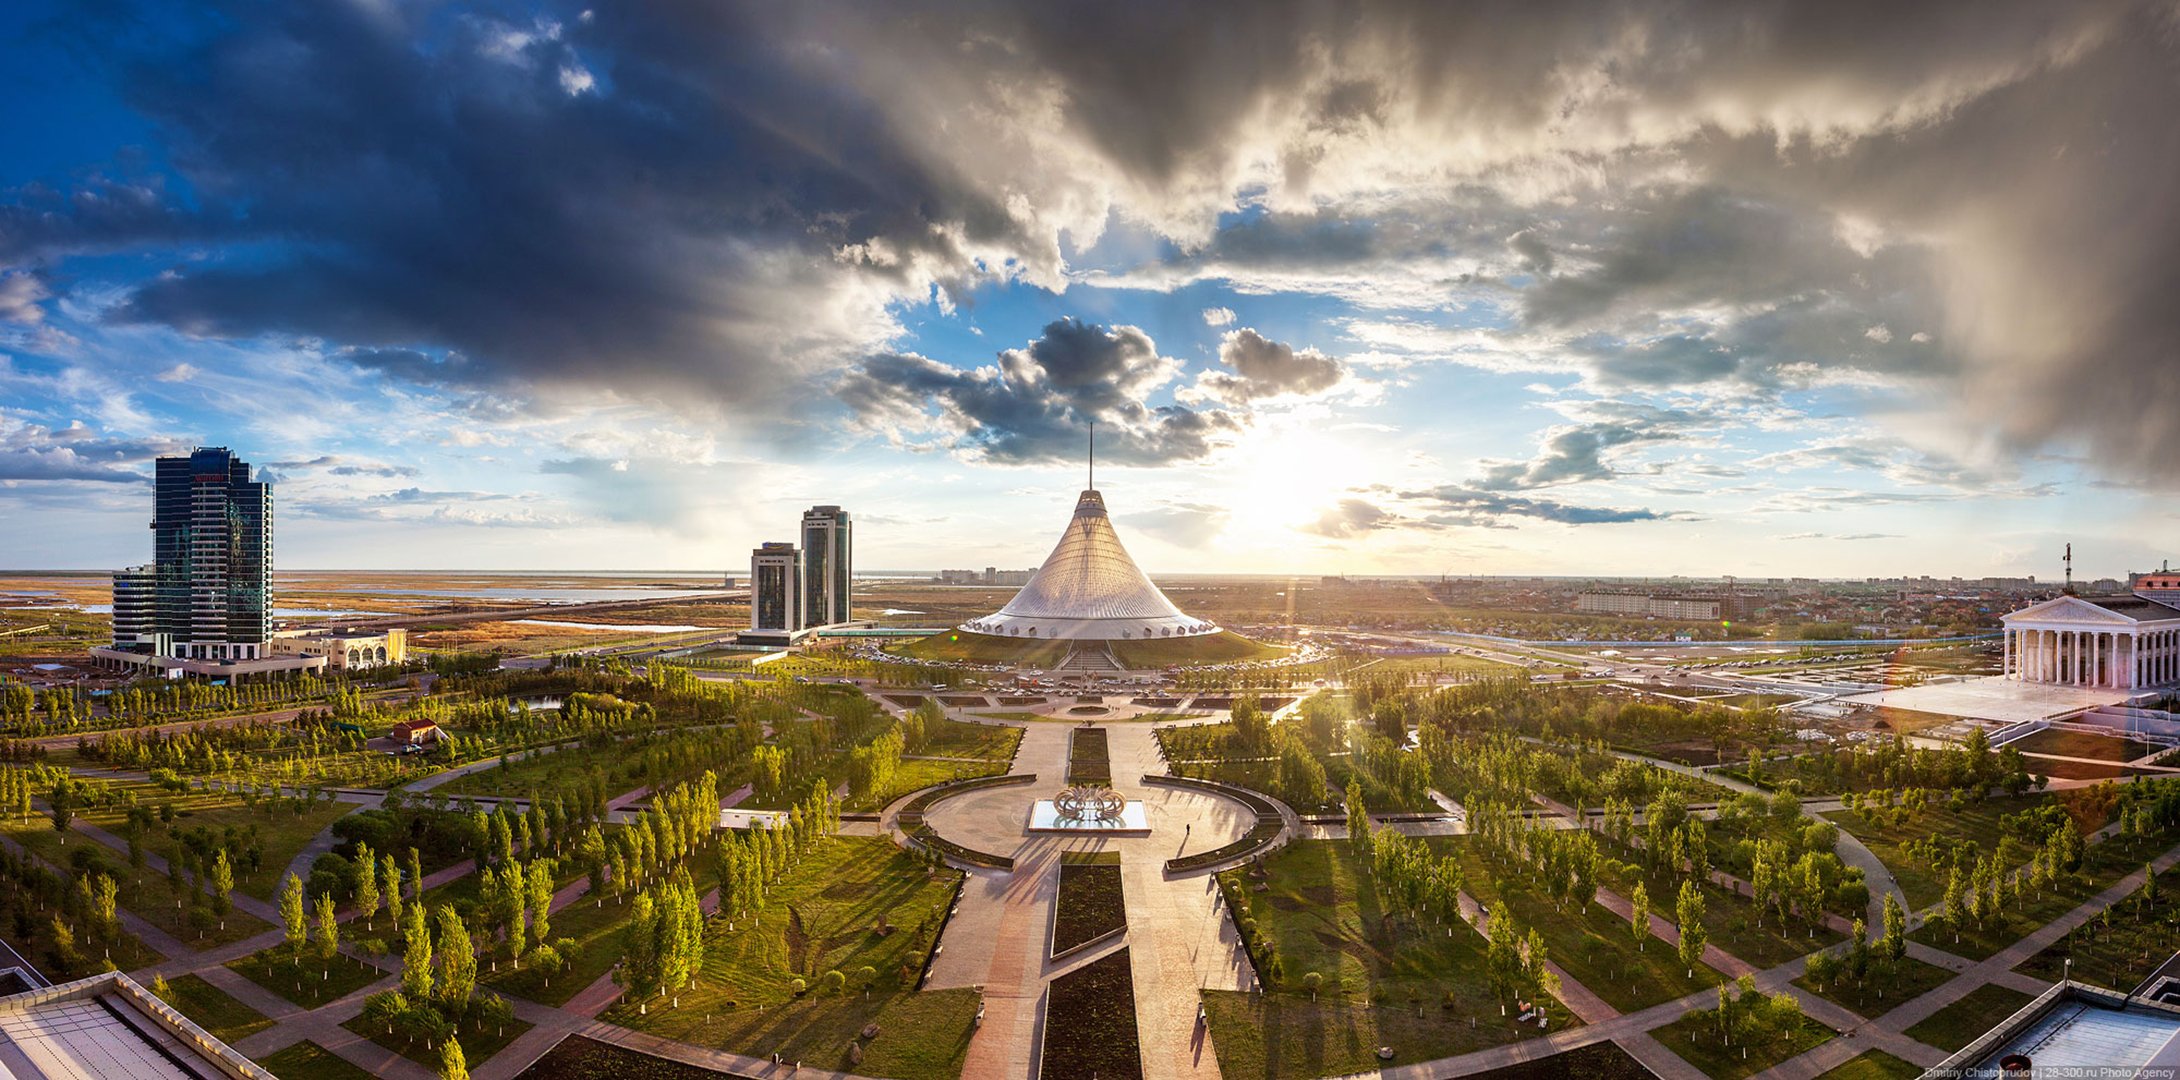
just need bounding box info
[839,319,1238,466]
[1,0,2175,486]
[1190,328,1345,404]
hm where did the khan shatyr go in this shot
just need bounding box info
[959,438,1218,643]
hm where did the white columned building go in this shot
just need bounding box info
[2000,593,2180,691]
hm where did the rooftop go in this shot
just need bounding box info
[1926,981,2180,1078]
[0,971,268,1080]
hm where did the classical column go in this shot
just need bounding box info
[2003,629,2014,679]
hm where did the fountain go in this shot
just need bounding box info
[1029,783,1150,834]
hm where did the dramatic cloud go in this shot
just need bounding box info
[1395,485,1680,528]
[1306,498,1399,538]
[0,418,187,483]
[263,455,419,481]
[838,318,1240,466]
[3,0,2178,501]
[1186,328,1345,405]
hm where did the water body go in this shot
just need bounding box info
[331,585,721,603]
[511,619,724,633]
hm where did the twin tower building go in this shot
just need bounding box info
[749,506,853,635]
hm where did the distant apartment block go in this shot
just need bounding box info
[1575,589,1759,621]
[937,567,1037,587]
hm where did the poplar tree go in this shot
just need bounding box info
[210,850,235,918]
[279,873,308,960]
[527,858,555,952]
[1629,882,1651,952]
[435,905,476,1010]
[355,842,379,930]
[1676,882,1707,979]
[314,893,339,967]
[383,851,405,927]
[402,903,434,1001]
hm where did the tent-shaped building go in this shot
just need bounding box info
[958,487,1218,643]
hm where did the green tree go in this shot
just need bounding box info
[279,873,308,960]
[210,849,235,918]
[1344,776,1371,854]
[1629,882,1651,952]
[382,851,405,926]
[616,892,661,1004]
[314,893,340,966]
[1881,892,1906,962]
[528,857,556,953]
[440,1036,469,1080]
[1675,881,1707,979]
[435,905,476,1010]
[401,903,434,1001]
[355,842,379,930]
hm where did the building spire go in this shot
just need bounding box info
[1088,420,1095,491]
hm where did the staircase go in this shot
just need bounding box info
[1060,643,1124,675]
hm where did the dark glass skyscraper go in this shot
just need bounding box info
[750,542,804,632]
[131,447,273,660]
[800,505,853,626]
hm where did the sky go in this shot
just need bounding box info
[3,0,2179,579]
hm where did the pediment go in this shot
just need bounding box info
[2004,595,2148,626]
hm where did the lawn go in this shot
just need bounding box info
[342,1011,535,1071]
[1456,839,1723,1013]
[850,757,1003,812]
[1607,857,1842,969]
[916,718,1022,762]
[160,973,274,1044]
[601,835,977,1080]
[470,850,643,1007]
[1910,832,2175,960]
[1040,948,1141,1079]
[1814,1050,1923,1080]
[1052,851,1125,958]
[511,1035,742,1079]
[1902,983,2037,1052]
[227,945,388,1009]
[1346,653,1523,679]
[1791,954,1956,1016]
[71,781,355,900]
[1825,795,2048,909]
[1461,1041,1656,1080]
[1203,839,1570,1079]
[2015,864,2180,990]
[255,1040,378,1080]
[2008,728,2161,763]
[0,812,272,948]
[1650,1008,1835,1080]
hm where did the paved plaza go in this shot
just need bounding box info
[921,722,1257,1080]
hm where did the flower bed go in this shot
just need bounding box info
[1039,948,1142,1080]
[1067,727,1111,784]
[1051,852,1126,959]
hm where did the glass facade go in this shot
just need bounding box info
[800,505,853,625]
[750,542,804,631]
[141,448,272,659]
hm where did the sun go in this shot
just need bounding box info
[1222,422,1371,535]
